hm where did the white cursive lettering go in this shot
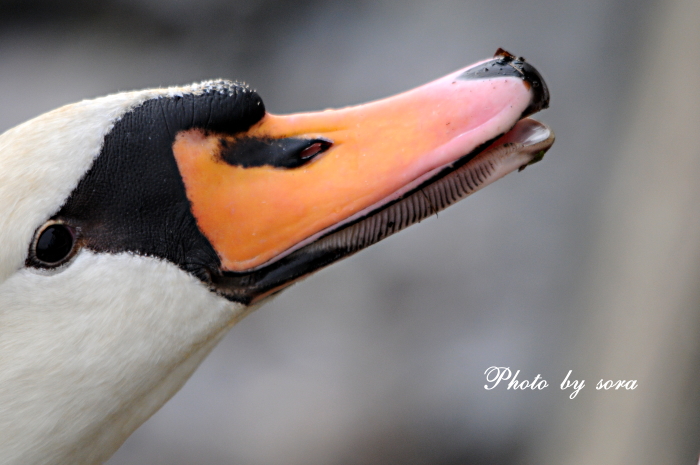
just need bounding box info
[596,379,638,390]
[483,367,548,390]
[560,370,585,399]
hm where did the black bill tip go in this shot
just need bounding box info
[457,48,550,118]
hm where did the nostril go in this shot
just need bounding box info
[300,139,332,160]
[219,136,333,169]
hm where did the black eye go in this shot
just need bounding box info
[32,222,78,267]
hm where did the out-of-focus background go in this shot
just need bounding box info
[3,0,700,463]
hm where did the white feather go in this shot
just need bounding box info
[0,251,246,464]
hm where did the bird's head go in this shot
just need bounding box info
[0,50,552,464]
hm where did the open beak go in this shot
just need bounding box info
[172,49,554,303]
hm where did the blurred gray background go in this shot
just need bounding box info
[3,0,700,463]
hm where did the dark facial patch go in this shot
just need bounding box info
[49,81,265,283]
[220,137,332,168]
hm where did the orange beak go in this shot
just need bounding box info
[173,51,552,276]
